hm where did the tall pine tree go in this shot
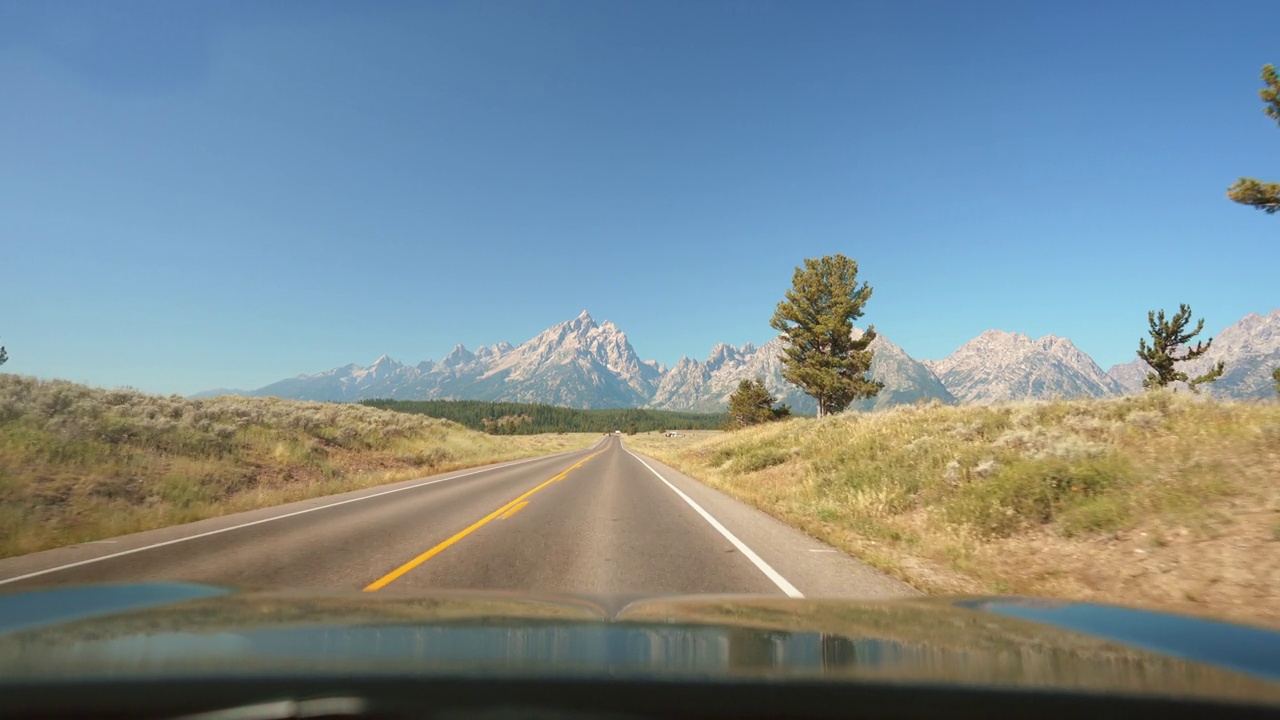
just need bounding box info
[770,254,882,417]
[1226,64,1280,214]
[1137,304,1225,392]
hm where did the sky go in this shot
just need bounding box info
[2,0,1276,395]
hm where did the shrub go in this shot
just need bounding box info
[1125,410,1164,430]
[731,446,789,473]
[948,454,1134,537]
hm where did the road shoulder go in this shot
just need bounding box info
[623,445,917,599]
[0,447,599,587]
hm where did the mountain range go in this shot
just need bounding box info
[923,330,1125,404]
[199,308,1280,411]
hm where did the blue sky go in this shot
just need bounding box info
[2,0,1276,395]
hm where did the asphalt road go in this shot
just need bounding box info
[0,436,916,598]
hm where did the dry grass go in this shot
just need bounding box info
[627,393,1280,626]
[0,375,596,558]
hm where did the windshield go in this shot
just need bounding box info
[1,0,1278,712]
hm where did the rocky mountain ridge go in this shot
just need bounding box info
[924,330,1125,404]
[205,308,1280,410]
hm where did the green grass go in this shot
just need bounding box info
[946,453,1136,536]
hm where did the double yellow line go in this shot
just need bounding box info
[363,450,603,591]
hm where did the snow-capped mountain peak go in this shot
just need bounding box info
[215,309,1277,409]
[929,330,1121,404]
[570,310,596,330]
[441,344,475,368]
[650,329,954,413]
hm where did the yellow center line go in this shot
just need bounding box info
[363,450,603,592]
[499,501,529,519]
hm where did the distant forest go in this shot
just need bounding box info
[360,399,728,434]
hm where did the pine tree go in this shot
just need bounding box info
[1272,367,1280,396]
[1137,304,1225,392]
[770,254,882,417]
[727,378,789,428]
[1226,64,1280,214]
[0,340,6,367]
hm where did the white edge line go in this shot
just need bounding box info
[621,445,804,599]
[0,442,604,587]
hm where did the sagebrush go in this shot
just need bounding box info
[0,375,594,557]
[628,392,1280,624]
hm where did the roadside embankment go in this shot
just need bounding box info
[0,375,596,558]
[627,393,1280,626]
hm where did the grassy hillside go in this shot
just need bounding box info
[0,375,596,558]
[627,393,1280,626]
[361,398,728,434]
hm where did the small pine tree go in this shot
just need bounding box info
[1273,367,1280,396]
[0,341,6,367]
[727,378,789,428]
[770,254,883,417]
[1137,304,1225,392]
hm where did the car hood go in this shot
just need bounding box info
[1,584,1279,707]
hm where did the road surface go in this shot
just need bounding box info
[0,436,915,598]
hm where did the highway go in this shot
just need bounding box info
[0,436,915,598]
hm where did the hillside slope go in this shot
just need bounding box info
[628,393,1280,626]
[0,374,594,558]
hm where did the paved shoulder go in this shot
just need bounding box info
[622,444,918,600]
